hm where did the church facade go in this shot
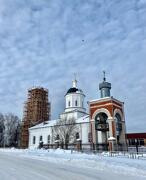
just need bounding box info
[29,74,127,151]
[29,79,90,149]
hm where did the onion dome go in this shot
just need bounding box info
[99,71,111,98]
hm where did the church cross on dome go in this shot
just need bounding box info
[72,73,77,88]
[103,70,106,82]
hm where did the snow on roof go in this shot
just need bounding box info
[29,119,57,130]
[76,115,89,124]
[89,97,111,103]
[29,115,89,130]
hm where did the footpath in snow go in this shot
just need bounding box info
[0,148,146,178]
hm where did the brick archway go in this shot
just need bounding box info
[92,108,111,120]
[114,109,124,121]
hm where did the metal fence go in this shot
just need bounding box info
[128,146,146,153]
[43,143,146,153]
[41,143,146,160]
[43,143,127,152]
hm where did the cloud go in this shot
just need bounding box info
[0,0,146,132]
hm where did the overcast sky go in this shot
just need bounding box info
[0,0,146,132]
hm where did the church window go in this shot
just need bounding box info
[39,135,43,142]
[48,135,50,144]
[68,101,70,107]
[56,134,60,140]
[33,136,36,144]
[88,132,92,142]
[76,132,80,140]
[75,100,77,106]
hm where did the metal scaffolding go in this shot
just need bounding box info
[21,87,51,148]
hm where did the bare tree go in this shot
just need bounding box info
[3,113,20,147]
[0,113,4,146]
[53,117,78,149]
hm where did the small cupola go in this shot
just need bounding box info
[99,71,111,98]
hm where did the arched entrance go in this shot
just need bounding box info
[95,112,109,151]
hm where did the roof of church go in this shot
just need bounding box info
[76,115,89,123]
[99,71,111,90]
[29,115,89,130]
[29,120,57,130]
[66,88,84,96]
[66,87,79,94]
[99,81,111,90]
[89,96,123,104]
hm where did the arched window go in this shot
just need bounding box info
[75,100,78,106]
[95,113,108,124]
[48,135,50,144]
[56,134,60,140]
[68,101,70,107]
[115,113,122,133]
[39,135,43,142]
[33,136,36,144]
[76,132,80,140]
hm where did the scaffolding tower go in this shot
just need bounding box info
[21,87,51,148]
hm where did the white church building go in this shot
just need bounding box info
[29,79,90,149]
[29,74,127,151]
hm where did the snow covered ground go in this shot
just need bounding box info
[0,148,146,180]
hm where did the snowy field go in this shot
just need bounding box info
[0,148,146,180]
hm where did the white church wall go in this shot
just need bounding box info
[65,94,85,113]
[60,111,88,121]
[81,123,90,144]
[29,120,90,149]
[29,126,52,149]
[60,112,77,120]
